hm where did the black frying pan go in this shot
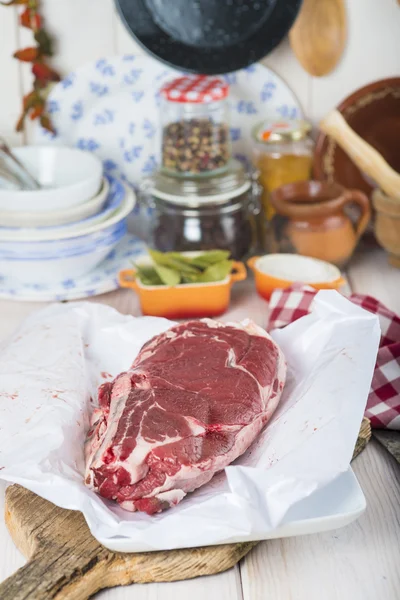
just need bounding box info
[115,0,302,74]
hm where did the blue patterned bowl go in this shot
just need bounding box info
[0,186,135,283]
[0,222,126,284]
[0,175,125,241]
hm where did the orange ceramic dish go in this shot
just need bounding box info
[247,254,345,301]
[119,260,247,319]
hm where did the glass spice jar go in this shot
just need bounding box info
[140,160,261,261]
[159,75,231,177]
[252,119,314,221]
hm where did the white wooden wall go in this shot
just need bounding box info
[1,0,400,147]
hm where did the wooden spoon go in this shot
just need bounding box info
[289,0,347,77]
[320,110,400,201]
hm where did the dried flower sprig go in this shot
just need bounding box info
[1,0,61,133]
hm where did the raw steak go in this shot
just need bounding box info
[85,319,286,514]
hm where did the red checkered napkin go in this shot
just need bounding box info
[267,285,400,430]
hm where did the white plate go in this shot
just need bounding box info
[0,175,124,240]
[0,184,136,242]
[35,55,302,188]
[0,177,110,228]
[0,234,146,301]
[100,467,366,552]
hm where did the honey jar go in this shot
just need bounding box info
[252,119,314,221]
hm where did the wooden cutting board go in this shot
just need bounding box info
[0,418,371,600]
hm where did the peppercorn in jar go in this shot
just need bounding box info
[160,75,231,177]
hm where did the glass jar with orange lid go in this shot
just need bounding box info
[252,119,314,221]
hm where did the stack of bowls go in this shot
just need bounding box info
[0,146,135,284]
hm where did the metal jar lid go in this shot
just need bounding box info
[252,119,312,144]
[146,159,252,207]
[160,75,229,104]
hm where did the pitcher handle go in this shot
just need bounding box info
[342,190,371,239]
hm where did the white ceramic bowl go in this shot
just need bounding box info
[0,186,135,283]
[0,176,125,241]
[0,146,103,212]
[0,177,109,228]
[0,184,135,242]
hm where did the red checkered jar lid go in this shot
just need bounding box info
[160,75,229,104]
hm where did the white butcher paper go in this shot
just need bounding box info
[0,291,380,552]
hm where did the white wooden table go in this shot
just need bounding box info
[0,247,399,600]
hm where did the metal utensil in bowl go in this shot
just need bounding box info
[0,160,24,190]
[0,137,41,190]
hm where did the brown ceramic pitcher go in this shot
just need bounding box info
[270,181,371,266]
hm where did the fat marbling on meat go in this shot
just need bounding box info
[85,319,286,514]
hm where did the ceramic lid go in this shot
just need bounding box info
[253,119,311,144]
[146,159,251,207]
[160,75,229,103]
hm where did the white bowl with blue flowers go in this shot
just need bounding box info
[0,184,135,283]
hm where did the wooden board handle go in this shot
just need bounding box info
[0,480,258,599]
[0,552,77,600]
[0,547,112,600]
[319,110,400,201]
[0,537,257,600]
